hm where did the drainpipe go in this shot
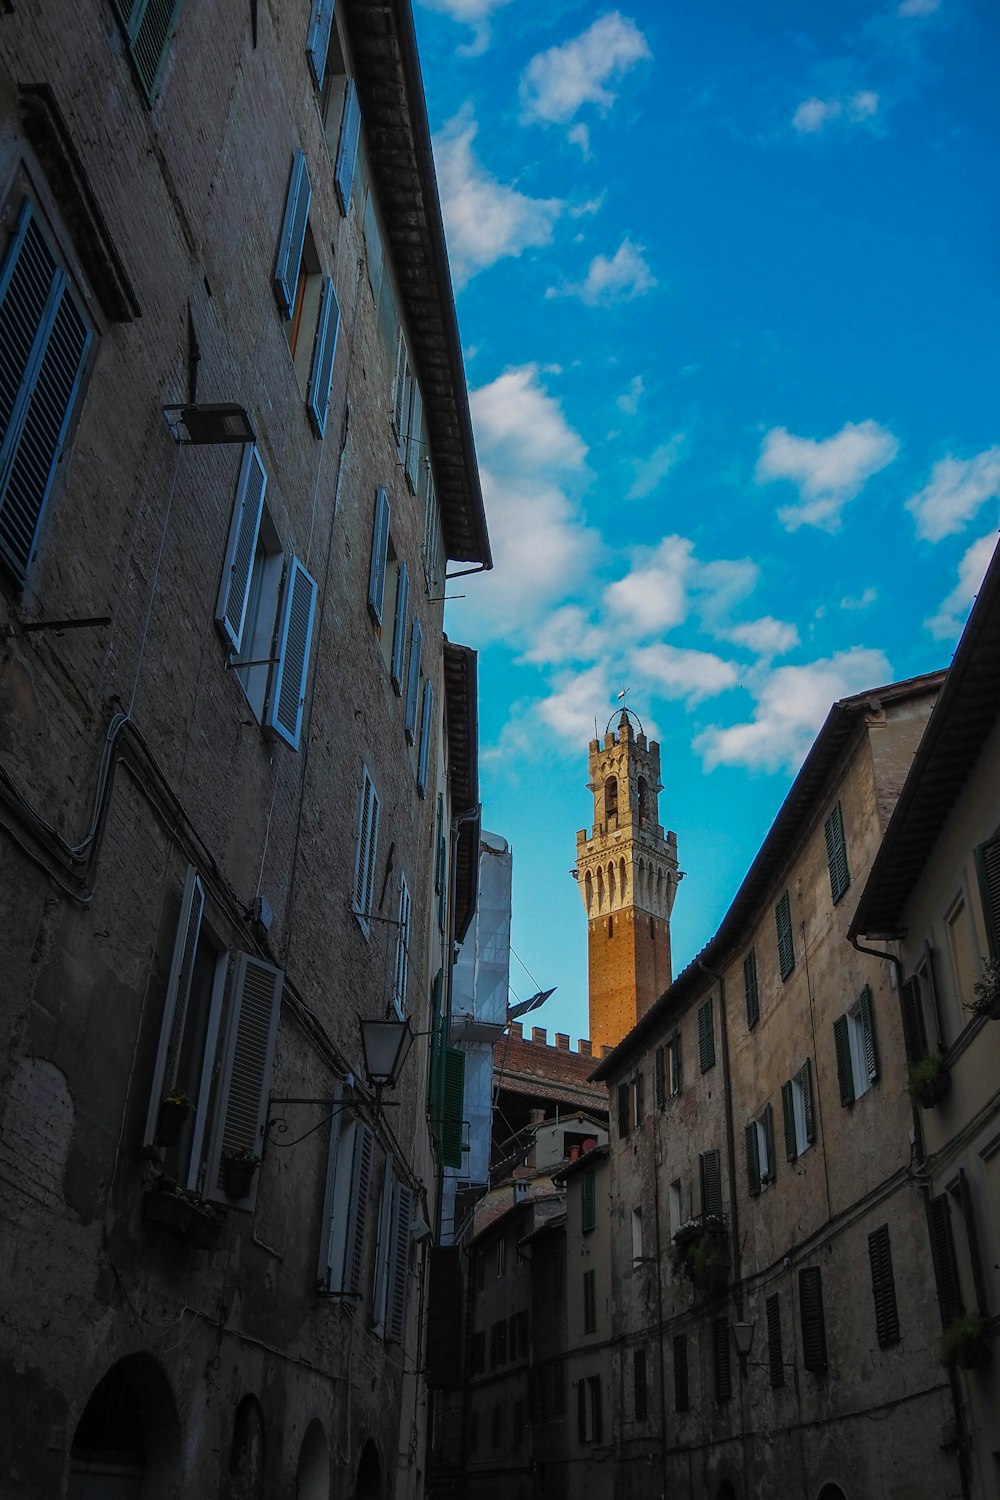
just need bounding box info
[848,932,972,1500]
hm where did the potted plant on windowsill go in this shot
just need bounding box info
[670,1213,729,1295]
[155,1090,194,1147]
[940,1312,992,1371]
[966,958,1000,1022]
[143,1180,224,1249]
[906,1054,951,1109]
[221,1146,261,1200]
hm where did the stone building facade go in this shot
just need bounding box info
[0,1,489,1496]
[593,673,963,1500]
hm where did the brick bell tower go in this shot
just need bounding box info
[573,707,681,1052]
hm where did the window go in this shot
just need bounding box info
[656,1033,681,1104]
[512,1400,525,1451]
[583,1269,597,1334]
[744,947,760,1030]
[781,1059,815,1160]
[799,1267,828,1372]
[392,876,411,1018]
[605,777,618,822]
[145,865,283,1210]
[272,153,340,434]
[367,485,391,626]
[490,1320,507,1368]
[0,199,93,587]
[833,986,879,1105]
[699,1148,723,1216]
[633,1348,648,1421]
[775,891,795,980]
[668,1179,683,1236]
[868,1224,900,1348]
[532,1358,565,1421]
[371,1158,413,1342]
[824,802,850,904]
[110,0,182,103]
[654,1043,666,1108]
[421,463,445,597]
[668,1030,682,1095]
[417,678,434,797]
[631,1207,644,1263]
[927,1171,987,1332]
[305,3,361,209]
[946,893,980,1011]
[698,998,716,1072]
[581,1169,597,1233]
[617,1075,643,1138]
[712,1317,732,1401]
[470,1329,485,1374]
[673,1334,689,1412]
[496,1234,506,1279]
[766,1293,784,1388]
[352,766,381,935]
[391,328,424,492]
[491,1404,502,1449]
[319,1111,374,1297]
[744,1104,775,1196]
[404,617,423,744]
[390,560,409,693]
[577,1376,602,1444]
[216,448,318,748]
[976,832,1000,953]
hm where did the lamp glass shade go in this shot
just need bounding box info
[731,1320,755,1358]
[360,1017,415,1088]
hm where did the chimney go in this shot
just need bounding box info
[532,1027,547,1045]
[529,1108,545,1126]
[555,1032,569,1050]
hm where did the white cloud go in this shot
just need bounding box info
[696,558,759,623]
[696,648,892,773]
[898,0,941,14]
[617,375,644,415]
[519,605,608,666]
[626,435,684,499]
[538,665,615,743]
[419,0,515,54]
[433,112,562,286]
[926,531,998,639]
[721,617,800,656]
[757,419,899,531]
[632,643,739,705]
[793,91,880,134]
[905,448,1000,541]
[520,12,651,125]
[840,586,878,611]
[471,364,587,473]
[568,124,591,156]
[604,535,694,635]
[550,238,656,307]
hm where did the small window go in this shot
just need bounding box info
[744,1104,775,1196]
[781,1058,815,1160]
[868,1224,900,1348]
[668,1179,683,1237]
[654,1044,666,1109]
[352,767,381,936]
[824,802,850,904]
[698,998,716,1072]
[743,948,760,1030]
[577,1376,602,1444]
[633,1348,648,1422]
[392,876,411,1018]
[637,776,649,824]
[421,463,445,597]
[766,1293,784,1388]
[799,1266,828,1372]
[946,894,980,1012]
[617,1075,644,1137]
[699,1148,723,1217]
[496,1235,506,1279]
[673,1334,689,1412]
[712,1317,732,1402]
[775,891,795,980]
[668,1030,682,1096]
[319,1114,374,1296]
[417,678,434,797]
[833,986,879,1105]
[631,1207,643,1263]
[583,1269,597,1334]
[581,1169,596,1233]
[605,776,618,822]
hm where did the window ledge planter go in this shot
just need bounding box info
[670,1213,730,1294]
[967,961,1000,1022]
[906,1057,951,1110]
[940,1313,992,1371]
[155,1093,193,1147]
[143,1185,223,1249]
[221,1149,260,1200]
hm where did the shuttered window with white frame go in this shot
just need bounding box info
[417,678,434,797]
[393,875,411,1017]
[372,1156,397,1335]
[110,0,183,103]
[216,446,267,651]
[320,1113,375,1297]
[405,383,423,492]
[387,1177,414,1343]
[274,151,312,317]
[203,953,283,1210]
[306,276,340,438]
[144,864,206,1147]
[367,486,391,625]
[391,559,409,693]
[352,766,381,933]
[404,617,423,743]
[334,79,361,213]
[305,0,335,88]
[0,200,93,586]
[265,555,317,751]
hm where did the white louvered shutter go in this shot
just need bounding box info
[334,79,362,213]
[387,1180,414,1343]
[372,1157,396,1334]
[265,556,317,750]
[353,769,380,928]
[405,384,423,491]
[204,954,283,1208]
[404,618,423,743]
[394,876,411,1016]
[307,276,341,437]
[345,1122,375,1297]
[306,0,335,88]
[391,560,409,692]
[367,486,391,624]
[215,445,266,651]
[144,866,205,1144]
[417,679,433,797]
[274,151,312,316]
[392,331,408,438]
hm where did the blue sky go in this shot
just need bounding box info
[413,0,1000,1045]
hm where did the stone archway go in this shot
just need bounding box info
[67,1352,180,1500]
[355,1439,380,1499]
[222,1395,266,1500]
[818,1486,848,1500]
[296,1420,330,1500]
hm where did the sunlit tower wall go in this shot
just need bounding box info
[573,709,682,1053]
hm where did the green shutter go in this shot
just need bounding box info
[673,1334,689,1412]
[743,948,760,1029]
[581,1169,596,1232]
[745,1122,761,1197]
[801,1058,816,1142]
[975,835,1000,957]
[617,1081,629,1139]
[824,802,850,905]
[700,1148,723,1216]
[698,998,715,1072]
[781,1080,797,1161]
[799,1266,828,1372]
[670,1030,682,1095]
[868,1224,900,1348]
[114,0,183,103]
[654,1046,666,1109]
[766,1293,784,1387]
[762,1102,775,1183]
[713,1316,732,1401]
[926,1194,963,1327]
[859,984,879,1083]
[440,1048,465,1168]
[899,977,929,1065]
[775,891,795,980]
[833,1014,854,1106]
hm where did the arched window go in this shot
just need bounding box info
[356,1439,381,1499]
[608,915,614,938]
[68,1354,180,1498]
[227,1395,266,1499]
[817,1487,847,1500]
[605,776,618,821]
[296,1421,330,1500]
[637,776,649,824]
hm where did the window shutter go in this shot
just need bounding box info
[698,997,715,1072]
[581,1170,596,1232]
[867,1224,900,1348]
[392,331,409,437]
[713,1317,732,1401]
[306,275,340,436]
[654,1046,666,1110]
[745,1121,761,1197]
[265,556,318,750]
[345,1121,375,1297]
[899,976,929,1065]
[634,1069,644,1124]
[824,801,850,904]
[923,942,946,1050]
[440,1047,465,1168]
[775,891,795,979]
[427,970,446,1147]
[670,1030,682,1096]
[215,445,266,651]
[699,1148,723,1216]
[617,1082,629,1139]
[353,769,380,927]
[274,150,312,317]
[417,678,434,797]
[372,1157,395,1335]
[766,1294,784,1387]
[204,953,283,1208]
[800,1057,815,1142]
[781,1080,797,1161]
[404,617,423,743]
[393,876,411,1017]
[957,1168,988,1316]
[799,1267,828,1372]
[833,1015,855,1105]
[975,834,1000,956]
[306,0,335,88]
[0,203,92,585]
[367,485,391,625]
[112,0,182,102]
[592,1379,603,1444]
[144,865,205,1143]
[633,1348,647,1421]
[673,1334,689,1412]
[926,1194,963,1327]
[762,1102,775,1183]
[743,948,760,1029]
[387,1180,414,1343]
[405,383,423,491]
[859,984,879,1083]
[583,1268,596,1333]
[390,560,409,693]
[577,1377,586,1444]
[334,78,362,213]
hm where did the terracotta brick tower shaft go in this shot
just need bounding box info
[573,709,681,1052]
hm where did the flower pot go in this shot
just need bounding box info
[156,1098,192,1147]
[916,1071,951,1109]
[143,1187,223,1249]
[221,1157,258,1200]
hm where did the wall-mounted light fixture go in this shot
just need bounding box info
[162,402,256,445]
[359,1016,416,1096]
